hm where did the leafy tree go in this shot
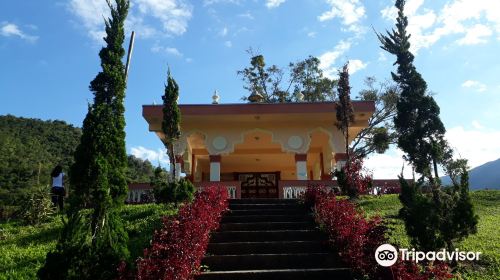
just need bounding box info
[126,155,155,183]
[39,1,130,279]
[161,69,181,180]
[351,78,399,157]
[379,0,477,253]
[238,52,336,103]
[377,0,447,186]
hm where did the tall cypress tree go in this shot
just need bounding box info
[377,0,447,186]
[38,1,130,279]
[378,0,477,253]
[335,63,355,161]
[161,68,181,179]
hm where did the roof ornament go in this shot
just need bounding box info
[248,90,264,103]
[212,90,220,104]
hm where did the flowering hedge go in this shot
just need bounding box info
[132,186,228,280]
[304,186,451,279]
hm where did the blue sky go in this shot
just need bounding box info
[1,0,499,178]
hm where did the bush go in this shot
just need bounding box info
[334,157,372,199]
[130,185,228,280]
[21,185,54,225]
[399,173,478,252]
[153,179,196,205]
[304,186,452,279]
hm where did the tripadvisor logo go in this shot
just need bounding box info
[375,244,482,266]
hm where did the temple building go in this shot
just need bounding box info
[142,101,375,199]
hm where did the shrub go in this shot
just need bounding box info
[133,185,228,280]
[153,179,196,206]
[21,185,54,225]
[334,156,372,199]
[304,186,452,279]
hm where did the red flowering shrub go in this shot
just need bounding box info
[304,186,452,279]
[134,186,228,280]
[335,156,373,198]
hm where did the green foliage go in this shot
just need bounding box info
[358,191,499,280]
[21,185,55,226]
[335,63,354,159]
[39,1,131,279]
[238,52,337,103]
[377,0,478,257]
[0,115,81,219]
[161,69,181,177]
[152,167,195,205]
[126,155,155,184]
[377,0,448,184]
[398,174,478,252]
[351,77,399,157]
[0,204,175,280]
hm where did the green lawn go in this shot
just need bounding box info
[0,204,176,280]
[358,190,500,280]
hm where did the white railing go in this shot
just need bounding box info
[283,186,307,199]
[226,186,237,199]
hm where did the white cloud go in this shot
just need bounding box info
[151,44,183,56]
[446,125,500,169]
[365,124,500,178]
[1,22,38,42]
[378,51,387,61]
[238,12,254,20]
[203,0,241,6]
[68,0,192,42]
[318,0,365,33]
[365,149,413,179]
[131,146,170,167]
[318,39,352,78]
[224,40,232,47]
[348,59,367,74]
[381,0,500,54]
[219,27,228,37]
[462,80,487,92]
[266,0,286,9]
[457,24,492,45]
[307,31,317,38]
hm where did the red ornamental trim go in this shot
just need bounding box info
[175,155,184,164]
[295,154,307,162]
[334,153,347,162]
[209,155,221,163]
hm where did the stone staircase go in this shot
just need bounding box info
[196,198,352,280]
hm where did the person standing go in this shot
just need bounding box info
[50,165,65,211]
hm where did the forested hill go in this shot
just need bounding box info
[0,115,156,212]
[0,115,82,195]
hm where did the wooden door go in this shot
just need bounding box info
[238,172,279,198]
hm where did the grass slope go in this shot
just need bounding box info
[358,190,500,280]
[0,204,175,280]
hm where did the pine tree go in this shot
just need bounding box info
[161,68,181,179]
[38,1,130,279]
[378,0,477,253]
[335,63,354,161]
[377,0,447,186]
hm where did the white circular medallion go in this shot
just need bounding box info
[287,136,303,150]
[212,136,227,151]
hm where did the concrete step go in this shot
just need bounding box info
[229,203,306,210]
[196,268,352,280]
[219,221,315,231]
[210,230,325,243]
[227,208,306,216]
[221,214,312,223]
[201,252,341,271]
[206,240,330,255]
[229,199,300,205]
